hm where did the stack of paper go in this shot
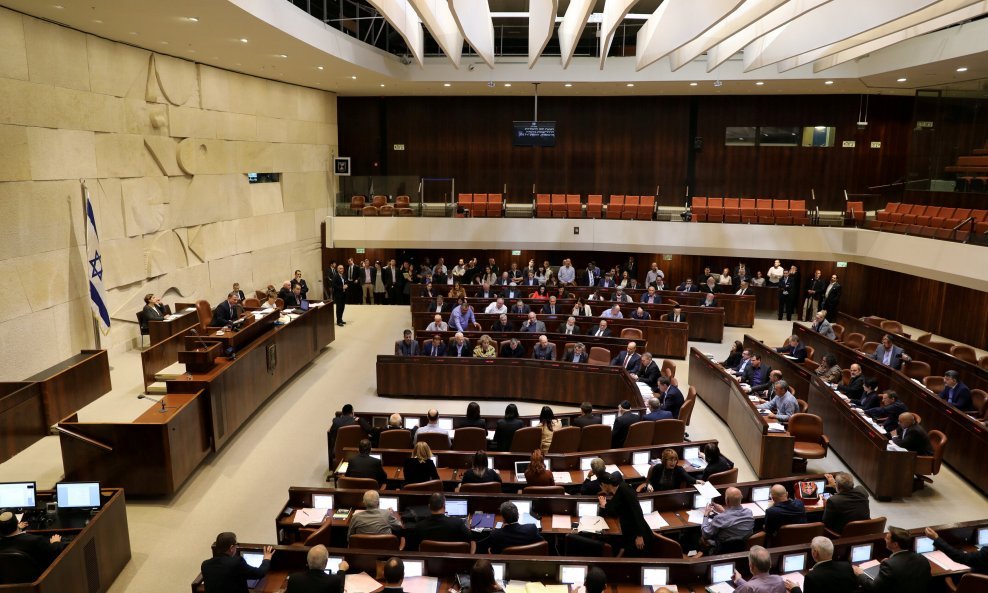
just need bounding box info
[506,582,568,593]
[782,573,804,588]
[924,550,970,571]
[295,508,329,526]
[695,481,721,500]
[552,471,573,484]
[551,515,572,529]
[887,442,907,452]
[577,516,608,533]
[685,509,705,524]
[652,586,678,592]
[345,572,383,593]
[402,577,439,593]
[632,464,652,477]
[644,512,668,529]
[767,422,787,433]
[706,582,735,593]
[336,461,349,474]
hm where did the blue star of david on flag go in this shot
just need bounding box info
[86,189,111,334]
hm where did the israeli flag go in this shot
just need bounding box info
[85,188,111,334]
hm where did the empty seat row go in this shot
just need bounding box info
[869,202,988,240]
[352,195,414,215]
[692,197,810,225]
[535,194,656,220]
[457,193,504,217]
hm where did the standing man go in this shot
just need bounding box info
[597,472,654,557]
[802,270,826,321]
[290,270,309,301]
[382,259,398,305]
[200,532,273,593]
[557,258,576,286]
[777,269,796,321]
[333,264,348,326]
[360,260,376,304]
[821,274,841,322]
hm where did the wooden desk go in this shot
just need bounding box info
[414,330,672,360]
[794,323,988,496]
[3,488,131,593]
[687,348,794,479]
[147,307,199,345]
[376,356,644,408]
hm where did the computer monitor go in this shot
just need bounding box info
[639,499,654,514]
[242,551,264,568]
[370,453,382,460]
[312,494,334,509]
[431,456,438,466]
[300,300,310,311]
[55,482,100,509]
[632,451,650,465]
[850,543,873,563]
[514,461,531,476]
[782,553,806,574]
[487,457,494,469]
[446,499,468,517]
[683,446,700,460]
[577,502,598,517]
[404,560,424,578]
[601,413,616,427]
[914,536,935,554]
[379,497,399,512]
[437,418,453,431]
[641,567,669,587]
[530,419,540,427]
[0,482,36,510]
[751,486,771,502]
[694,493,710,509]
[513,500,532,517]
[404,418,419,430]
[324,556,344,574]
[559,565,587,586]
[813,479,825,493]
[978,527,988,547]
[580,457,594,471]
[710,562,734,584]
[487,430,496,440]
[492,562,506,582]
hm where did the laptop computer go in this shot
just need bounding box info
[446,499,468,517]
[632,451,651,466]
[300,300,310,311]
[514,461,531,481]
[577,502,598,518]
[559,565,587,586]
[242,551,265,588]
[580,457,594,471]
[641,566,669,588]
[751,486,771,502]
[782,553,806,574]
[710,562,735,586]
[437,418,454,431]
[978,527,988,548]
[683,446,706,469]
[379,496,399,512]
[404,560,424,578]
[514,499,538,525]
[312,494,334,509]
[404,418,419,430]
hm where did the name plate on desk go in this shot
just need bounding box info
[178,342,222,373]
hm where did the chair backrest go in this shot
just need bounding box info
[334,424,367,461]
[403,479,444,492]
[796,399,809,413]
[788,413,823,442]
[879,320,904,335]
[588,347,611,365]
[921,376,945,393]
[459,481,502,493]
[136,310,148,334]
[860,341,879,355]
[242,298,260,308]
[652,419,686,445]
[623,420,654,447]
[927,340,955,353]
[451,427,487,451]
[901,360,931,380]
[678,398,696,425]
[349,534,399,550]
[707,467,739,486]
[972,389,988,418]
[955,573,988,593]
[661,359,677,378]
[379,429,413,449]
[302,521,334,547]
[547,426,581,454]
[746,531,766,548]
[843,332,865,349]
[840,517,887,537]
[421,540,471,553]
[350,195,366,208]
[502,540,549,556]
[804,345,815,360]
[831,323,844,341]
[362,205,379,216]
[650,533,685,559]
[916,332,932,344]
[371,195,387,207]
[921,430,948,475]
[951,344,978,363]
[619,327,643,340]
[337,476,380,490]
[396,195,410,206]
[579,424,612,452]
[981,356,988,371]
[773,522,825,547]
[379,205,395,216]
[417,432,450,451]
[0,550,42,584]
[509,426,542,453]
[195,299,213,331]
[523,485,565,494]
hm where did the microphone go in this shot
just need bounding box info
[188,328,213,352]
[137,393,168,413]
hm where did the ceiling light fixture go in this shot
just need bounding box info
[92,19,103,24]
[443,83,451,87]
[824,80,834,85]
[351,75,357,80]
[564,83,572,87]
[626,83,634,87]
[129,31,138,35]
[53,4,63,9]
[957,67,968,72]
[755,81,764,86]
[380,84,385,87]
[317,66,324,70]
[277,54,287,58]
[504,83,512,87]
[689,82,698,87]
[897,77,907,82]
[239,38,248,43]
[187,17,199,22]
[161,41,169,45]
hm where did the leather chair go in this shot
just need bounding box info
[451,427,487,451]
[617,533,684,559]
[417,432,451,451]
[923,376,945,393]
[564,533,612,557]
[421,540,474,553]
[509,426,542,453]
[349,534,402,550]
[843,332,865,349]
[547,426,581,454]
[379,205,395,216]
[195,299,213,332]
[623,420,654,447]
[678,398,696,426]
[349,195,366,213]
[804,345,814,360]
[860,341,879,355]
[746,531,766,549]
[971,389,988,420]
[379,429,413,449]
[242,298,260,308]
[797,399,809,413]
[579,424,611,452]
[789,413,829,470]
[902,360,932,381]
[979,355,988,371]
[831,323,845,341]
[661,359,677,378]
[928,340,955,353]
[916,332,932,344]
[880,320,905,335]
[458,482,502,493]
[361,205,379,216]
[332,424,367,468]
[707,467,739,486]
[136,311,149,348]
[773,522,824,547]
[523,485,565,495]
[371,195,387,208]
[0,550,42,584]
[403,479,443,492]
[948,573,988,593]
[588,347,611,366]
[619,327,643,340]
[831,516,887,538]
[337,477,380,491]
[299,521,333,547]
[915,430,948,485]
[951,345,978,364]
[501,540,549,556]
[652,419,686,445]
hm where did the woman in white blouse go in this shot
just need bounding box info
[718,268,733,287]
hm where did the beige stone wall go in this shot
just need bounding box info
[0,9,337,379]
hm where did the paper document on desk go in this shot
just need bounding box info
[652,587,678,593]
[685,509,705,525]
[337,461,349,474]
[767,422,787,433]
[295,508,329,526]
[741,503,765,518]
[604,464,620,474]
[552,471,573,484]
[782,573,804,588]
[544,586,568,593]
[402,576,438,593]
[183,307,196,313]
[506,581,554,593]
[309,301,325,308]
[632,464,652,477]
[705,582,735,593]
[551,515,572,529]
[644,512,668,529]
[924,550,970,571]
[887,442,907,452]
[784,355,799,360]
[345,572,383,593]
[694,481,720,500]
[577,516,608,533]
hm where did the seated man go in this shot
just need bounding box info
[837,364,865,401]
[640,286,662,305]
[491,313,514,332]
[0,511,64,577]
[642,397,672,421]
[277,280,293,303]
[787,536,858,593]
[414,408,450,447]
[422,334,446,357]
[611,342,641,373]
[734,280,751,296]
[757,380,799,422]
[394,330,420,356]
[449,302,481,333]
[811,310,836,340]
[667,305,686,323]
[572,402,602,427]
[285,545,344,593]
[371,413,403,447]
[776,335,807,362]
[600,304,623,319]
[425,314,448,333]
[869,335,912,370]
[656,376,685,419]
[200,532,273,593]
[557,316,581,335]
[484,297,507,315]
[633,352,660,391]
[700,293,717,308]
[730,546,785,593]
[821,472,870,534]
[499,337,525,358]
[865,391,907,433]
[510,299,530,315]
[853,527,931,592]
[329,404,371,463]
[478,282,498,300]
[764,484,807,540]
[939,370,973,411]
[426,295,447,313]
[630,306,651,321]
[676,278,699,292]
[211,292,241,327]
[406,493,471,550]
[532,335,556,360]
[563,342,589,363]
[925,526,988,574]
[587,320,611,337]
[611,289,632,303]
[891,412,933,455]
[521,312,546,333]
[479,502,543,553]
[541,296,561,315]
[346,439,387,486]
[348,490,401,539]
[700,487,754,554]
[741,356,774,394]
[447,333,472,357]
[284,284,303,308]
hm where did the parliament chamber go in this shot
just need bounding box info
[1,1,988,592]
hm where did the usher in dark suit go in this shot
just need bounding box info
[480,522,543,554]
[346,452,387,485]
[791,559,857,593]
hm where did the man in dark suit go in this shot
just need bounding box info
[777,269,796,321]
[278,280,294,303]
[583,265,598,287]
[480,502,543,553]
[802,269,827,322]
[865,392,908,433]
[925,526,988,574]
[394,330,420,356]
[491,314,514,332]
[597,471,655,556]
[142,293,166,322]
[346,439,387,486]
[0,511,63,577]
[344,258,361,304]
[611,342,642,374]
[821,472,870,534]
[541,296,560,316]
[633,352,660,391]
[285,544,344,593]
[422,335,446,357]
[572,402,602,427]
[510,300,531,315]
[657,377,685,419]
[557,317,582,335]
[776,335,807,362]
[562,343,589,363]
[381,260,399,305]
[640,286,662,304]
[939,370,973,411]
[499,338,525,358]
[857,377,883,410]
[211,292,241,327]
[406,493,471,550]
[329,405,369,466]
[200,532,273,593]
[426,296,447,313]
[610,400,641,448]
[891,413,933,455]
[284,284,303,308]
[854,527,931,592]
[332,264,348,326]
[447,333,472,357]
[837,364,865,401]
[380,557,406,593]
[587,320,611,337]
[478,282,499,300]
[231,283,246,302]
[788,536,858,593]
[764,484,806,540]
[668,305,686,323]
[741,355,772,390]
[870,335,911,370]
[676,278,699,292]
[642,397,672,421]
[821,275,841,322]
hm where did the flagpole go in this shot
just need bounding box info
[82,179,102,350]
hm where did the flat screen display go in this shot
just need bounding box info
[313,494,333,509]
[633,451,650,465]
[513,121,556,147]
[641,567,669,587]
[55,482,100,509]
[559,565,586,585]
[577,502,598,517]
[380,497,399,512]
[851,543,873,563]
[0,482,36,509]
[710,563,734,584]
[782,553,806,573]
[751,486,771,502]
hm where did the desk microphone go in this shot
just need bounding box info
[137,393,169,413]
[188,328,212,352]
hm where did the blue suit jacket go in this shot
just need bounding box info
[940,382,973,411]
[611,352,641,374]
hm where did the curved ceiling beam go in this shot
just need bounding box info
[559,0,595,69]
[706,0,833,72]
[599,0,640,70]
[669,0,789,72]
[742,0,941,72]
[636,0,745,72]
[528,0,558,69]
[367,0,425,66]
[409,0,464,68]
[449,0,495,69]
[777,0,984,72]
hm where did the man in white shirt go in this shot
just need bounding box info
[645,263,664,287]
[425,314,448,332]
[601,305,623,319]
[414,408,450,446]
[767,260,785,286]
[485,298,507,314]
[557,259,576,285]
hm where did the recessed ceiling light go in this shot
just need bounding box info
[92,19,103,24]
[317,66,324,70]
[897,77,907,82]
[824,80,834,85]
[129,31,138,36]
[564,83,572,87]
[351,75,357,80]
[53,4,63,9]
[380,84,385,87]
[239,38,248,43]
[755,81,764,86]
[160,41,169,45]
[689,82,698,87]
[443,83,451,87]
[504,83,512,87]
[187,17,199,22]
[957,67,968,72]
[277,54,287,58]
[626,83,634,87]
[188,49,196,53]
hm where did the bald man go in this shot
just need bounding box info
[891,413,933,455]
[764,484,807,540]
[701,487,754,554]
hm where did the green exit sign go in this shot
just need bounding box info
[355,248,365,254]
[511,250,521,255]
[836,261,847,268]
